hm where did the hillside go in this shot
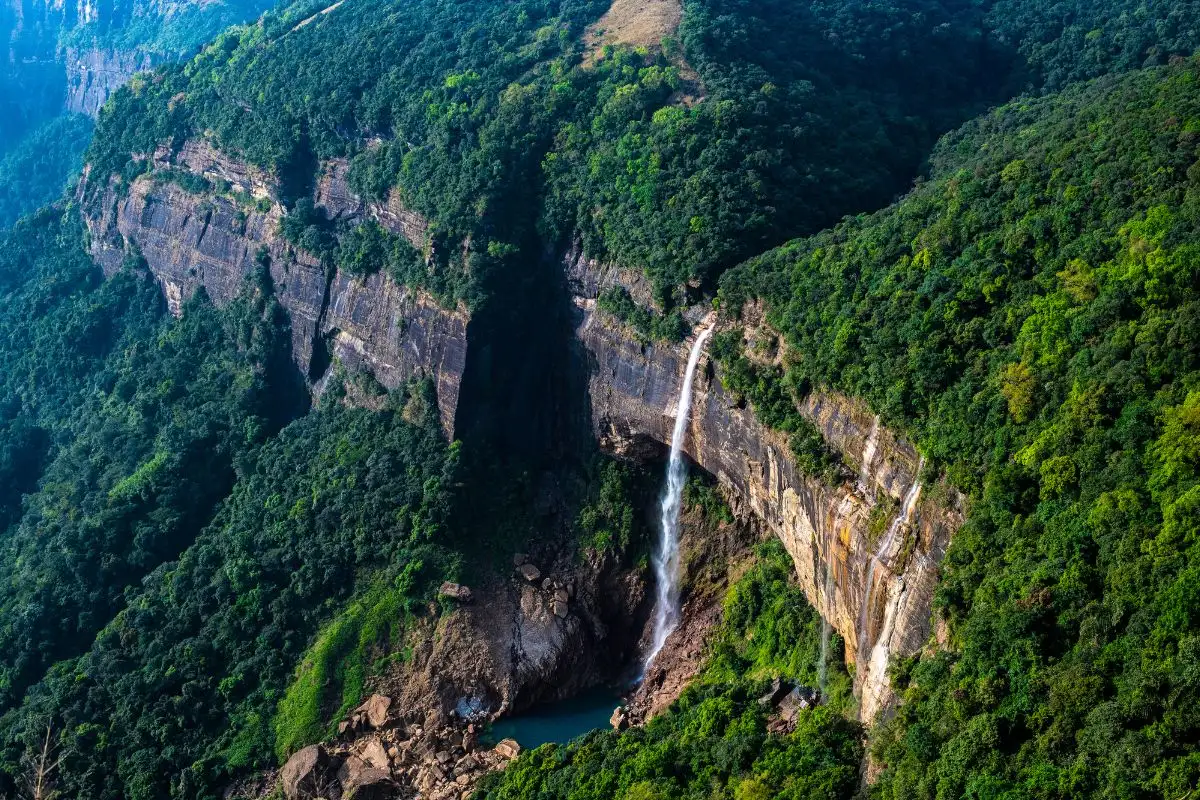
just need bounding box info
[718,60,1200,798]
[0,0,1199,798]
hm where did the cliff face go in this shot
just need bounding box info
[0,0,273,126]
[83,141,468,435]
[65,47,155,115]
[568,251,964,723]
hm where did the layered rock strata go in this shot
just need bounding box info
[569,251,965,722]
[65,47,155,115]
[83,141,468,435]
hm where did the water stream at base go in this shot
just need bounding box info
[483,688,622,750]
[643,325,713,673]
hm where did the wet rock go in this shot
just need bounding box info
[280,745,330,799]
[438,582,474,603]
[494,739,521,760]
[517,563,541,582]
[553,588,570,604]
[551,599,569,618]
[513,553,529,567]
[569,247,966,723]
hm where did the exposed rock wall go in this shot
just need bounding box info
[83,141,468,435]
[65,47,155,115]
[568,251,964,723]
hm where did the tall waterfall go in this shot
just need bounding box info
[856,457,924,705]
[644,325,713,671]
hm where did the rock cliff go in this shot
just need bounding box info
[568,251,965,723]
[83,141,468,435]
[65,47,155,116]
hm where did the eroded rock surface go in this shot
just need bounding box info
[82,142,467,434]
[568,250,965,722]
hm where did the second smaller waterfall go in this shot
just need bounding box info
[643,325,713,672]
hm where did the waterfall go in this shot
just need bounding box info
[858,416,880,494]
[643,325,713,671]
[855,457,924,709]
[817,560,834,694]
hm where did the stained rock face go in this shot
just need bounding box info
[568,250,965,723]
[82,142,468,435]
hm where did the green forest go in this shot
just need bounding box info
[0,0,1197,797]
[719,60,1200,797]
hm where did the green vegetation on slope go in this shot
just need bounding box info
[475,541,860,800]
[0,114,91,228]
[0,208,304,714]
[3,388,460,800]
[720,59,1200,799]
[84,0,1026,306]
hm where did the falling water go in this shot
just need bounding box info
[644,325,714,671]
[817,560,835,694]
[858,416,881,494]
[855,457,924,689]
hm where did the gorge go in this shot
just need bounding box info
[79,135,961,727]
[5,0,1200,796]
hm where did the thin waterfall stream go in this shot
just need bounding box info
[643,325,713,672]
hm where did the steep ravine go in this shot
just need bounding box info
[82,141,468,435]
[81,137,962,724]
[568,251,965,722]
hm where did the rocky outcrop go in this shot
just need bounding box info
[65,46,155,115]
[568,251,965,723]
[268,547,648,800]
[82,141,468,435]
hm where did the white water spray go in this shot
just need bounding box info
[817,560,834,693]
[644,325,713,671]
[858,416,881,494]
[856,457,924,698]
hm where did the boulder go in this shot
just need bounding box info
[438,581,474,603]
[513,553,529,567]
[757,677,790,708]
[280,744,330,800]
[337,754,370,788]
[517,563,541,582]
[777,686,817,722]
[551,599,569,618]
[361,738,390,770]
[494,738,521,760]
[354,694,393,729]
[342,766,397,800]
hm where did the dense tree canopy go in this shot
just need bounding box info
[720,58,1200,799]
[3,0,1200,797]
[90,0,1196,307]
